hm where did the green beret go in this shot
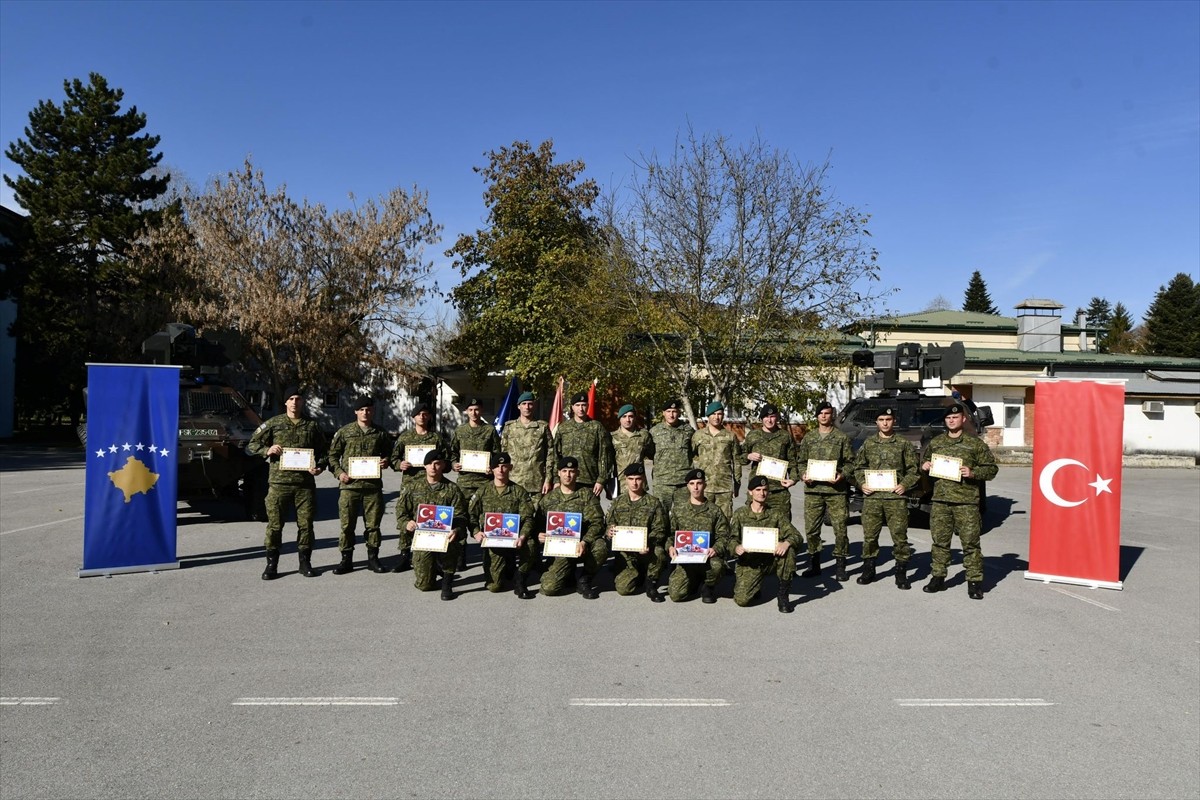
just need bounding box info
[517,391,535,404]
[705,401,724,416]
[617,404,635,417]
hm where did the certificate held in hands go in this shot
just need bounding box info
[413,503,454,552]
[863,469,897,492]
[806,459,838,482]
[460,449,491,474]
[929,454,963,482]
[672,530,710,564]
[483,512,520,549]
[404,444,434,468]
[757,456,789,481]
[544,511,582,558]
[741,526,779,554]
[280,448,315,471]
[611,526,647,553]
[348,457,381,479]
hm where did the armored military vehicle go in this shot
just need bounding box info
[142,324,268,519]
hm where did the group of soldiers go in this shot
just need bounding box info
[247,387,997,608]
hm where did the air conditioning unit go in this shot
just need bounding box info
[1141,400,1164,414]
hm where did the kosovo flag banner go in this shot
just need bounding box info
[81,364,182,577]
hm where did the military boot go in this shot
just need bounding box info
[457,545,468,572]
[968,581,984,600]
[834,557,849,582]
[799,556,821,578]
[894,564,911,590]
[297,549,318,578]
[440,572,454,601]
[700,583,717,604]
[333,551,354,575]
[514,570,535,600]
[391,549,411,573]
[261,551,279,581]
[777,581,793,613]
[366,547,385,573]
[645,575,664,603]
[577,573,598,600]
[856,559,877,585]
[923,575,946,593]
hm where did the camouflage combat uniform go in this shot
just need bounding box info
[327,420,393,554]
[537,486,607,596]
[610,427,653,496]
[667,500,731,602]
[853,433,920,566]
[468,480,538,592]
[553,417,613,490]
[449,421,499,502]
[691,427,743,521]
[796,427,854,559]
[920,432,998,582]
[501,418,555,495]
[729,504,802,606]
[606,491,669,595]
[647,419,694,514]
[742,426,797,520]
[248,414,328,553]
[394,477,469,591]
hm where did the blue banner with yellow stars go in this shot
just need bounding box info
[82,364,182,576]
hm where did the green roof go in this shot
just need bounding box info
[962,347,1200,369]
[878,310,1017,330]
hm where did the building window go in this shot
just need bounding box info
[1003,398,1022,429]
[323,391,339,408]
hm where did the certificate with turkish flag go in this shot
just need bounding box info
[544,510,582,558]
[413,503,455,552]
[483,512,520,549]
[671,530,710,564]
[1026,379,1124,589]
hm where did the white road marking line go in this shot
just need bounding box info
[7,482,85,495]
[0,516,84,536]
[569,698,731,707]
[232,697,401,706]
[0,697,62,706]
[895,698,1055,707]
[1049,586,1120,611]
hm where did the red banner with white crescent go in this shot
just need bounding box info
[1027,380,1124,588]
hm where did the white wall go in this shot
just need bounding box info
[1123,399,1200,456]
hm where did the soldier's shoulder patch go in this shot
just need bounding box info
[255,422,267,433]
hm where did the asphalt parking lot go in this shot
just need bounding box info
[1,447,1197,800]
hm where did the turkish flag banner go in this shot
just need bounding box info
[1027,379,1124,589]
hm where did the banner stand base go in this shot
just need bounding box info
[1024,571,1122,591]
[78,561,180,578]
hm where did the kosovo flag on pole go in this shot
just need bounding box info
[494,375,521,436]
[82,364,181,577]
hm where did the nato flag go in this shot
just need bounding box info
[81,364,181,576]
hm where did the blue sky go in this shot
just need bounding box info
[2,0,1197,323]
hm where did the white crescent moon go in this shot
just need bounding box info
[1039,458,1089,508]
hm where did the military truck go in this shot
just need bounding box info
[838,342,994,522]
[142,324,268,519]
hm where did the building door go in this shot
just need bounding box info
[1002,397,1024,447]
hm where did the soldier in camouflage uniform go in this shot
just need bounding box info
[647,399,694,515]
[553,391,614,498]
[852,406,920,589]
[920,403,998,600]
[610,404,652,497]
[796,401,854,581]
[389,402,443,572]
[537,457,607,598]
[604,463,669,602]
[501,391,554,496]
[469,452,538,599]
[742,403,798,521]
[394,450,469,600]
[730,476,803,612]
[691,401,743,521]
[247,387,328,581]
[667,469,732,603]
[326,396,393,575]
[450,397,500,571]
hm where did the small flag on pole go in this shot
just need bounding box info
[549,376,565,434]
[494,375,521,435]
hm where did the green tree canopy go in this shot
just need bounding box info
[962,270,998,314]
[1142,273,1200,358]
[1102,302,1139,354]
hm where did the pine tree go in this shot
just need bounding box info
[1101,302,1138,354]
[4,73,170,414]
[1085,297,1113,328]
[1142,273,1200,358]
[962,270,999,314]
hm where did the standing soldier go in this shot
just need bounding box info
[853,407,920,589]
[389,402,442,572]
[501,391,555,496]
[469,452,538,599]
[326,396,393,575]
[691,401,743,521]
[796,401,854,581]
[609,404,652,497]
[537,457,607,599]
[920,403,998,599]
[604,463,669,602]
[647,399,694,515]
[394,450,469,600]
[247,387,328,581]
[730,475,803,612]
[553,391,613,498]
[449,397,499,570]
[667,469,732,603]
[742,403,798,521]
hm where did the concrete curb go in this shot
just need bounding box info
[992,447,1197,468]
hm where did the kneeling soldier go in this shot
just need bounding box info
[667,469,732,603]
[470,452,538,599]
[394,450,468,600]
[605,462,669,602]
[327,396,393,575]
[537,457,607,599]
[730,475,803,612]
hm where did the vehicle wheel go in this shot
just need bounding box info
[243,470,268,521]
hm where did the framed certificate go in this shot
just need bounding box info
[671,550,709,564]
[543,537,581,558]
[280,448,315,471]
[741,526,779,554]
[929,454,963,482]
[483,513,520,548]
[412,530,451,552]
[863,469,897,491]
[612,526,648,552]
[404,444,435,467]
[483,535,518,549]
[806,459,838,482]
[757,456,788,481]
[347,456,381,479]
[671,530,710,564]
[460,449,491,474]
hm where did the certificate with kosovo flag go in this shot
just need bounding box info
[671,530,711,564]
[413,503,455,552]
[482,512,521,549]
[82,364,182,577]
[544,510,582,558]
